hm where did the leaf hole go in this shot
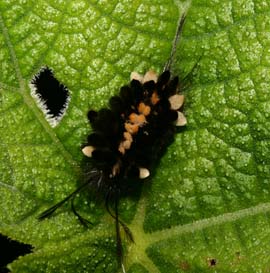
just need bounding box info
[207,257,217,267]
[30,66,70,127]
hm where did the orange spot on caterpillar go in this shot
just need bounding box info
[123,132,132,142]
[118,143,125,154]
[138,102,151,116]
[124,123,139,134]
[151,92,159,105]
[129,113,146,125]
[122,140,131,149]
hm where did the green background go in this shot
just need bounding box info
[1,0,270,272]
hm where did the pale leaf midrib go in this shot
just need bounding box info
[127,198,270,272]
[146,202,270,244]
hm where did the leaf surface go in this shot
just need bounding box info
[1,0,270,272]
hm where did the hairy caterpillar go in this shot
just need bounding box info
[38,14,188,273]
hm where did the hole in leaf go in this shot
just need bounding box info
[207,258,217,267]
[0,233,32,273]
[30,66,70,127]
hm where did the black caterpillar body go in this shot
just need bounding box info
[82,70,186,190]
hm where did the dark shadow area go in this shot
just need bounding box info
[0,234,32,273]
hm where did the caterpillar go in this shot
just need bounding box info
[38,13,188,273]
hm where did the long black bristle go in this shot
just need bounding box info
[71,195,92,227]
[38,171,102,221]
[163,13,186,72]
[105,191,134,243]
[114,192,123,267]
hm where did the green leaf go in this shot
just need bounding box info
[1,0,270,273]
